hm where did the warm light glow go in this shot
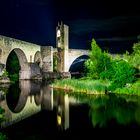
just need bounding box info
[57,115,62,125]
[57,30,61,37]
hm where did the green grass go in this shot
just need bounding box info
[53,78,140,96]
[53,79,110,94]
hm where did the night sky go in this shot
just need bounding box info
[0,0,140,53]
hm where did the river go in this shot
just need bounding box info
[0,80,140,139]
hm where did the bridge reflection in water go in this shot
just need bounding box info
[0,80,79,130]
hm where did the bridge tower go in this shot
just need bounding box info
[56,22,69,72]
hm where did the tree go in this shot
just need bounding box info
[85,38,112,79]
[85,38,136,91]
[129,42,140,74]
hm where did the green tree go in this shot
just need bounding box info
[131,42,140,71]
[85,38,112,79]
[124,42,140,79]
[85,38,136,91]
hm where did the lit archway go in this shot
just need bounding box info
[69,55,89,78]
[6,48,29,80]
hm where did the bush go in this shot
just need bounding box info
[108,59,136,90]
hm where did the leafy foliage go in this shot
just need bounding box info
[108,59,136,90]
[85,38,112,79]
[130,42,140,71]
[1,69,9,77]
[123,42,140,78]
[85,38,137,91]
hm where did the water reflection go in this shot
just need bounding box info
[1,80,140,132]
[88,94,138,128]
[69,93,140,128]
[0,80,72,130]
[0,81,42,128]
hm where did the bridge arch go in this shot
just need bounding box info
[67,49,89,72]
[6,48,30,79]
[69,55,89,77]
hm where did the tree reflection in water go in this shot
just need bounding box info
[89,94,138,128]
[68,92,140,128]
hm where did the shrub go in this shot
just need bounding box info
[108,59,136,90]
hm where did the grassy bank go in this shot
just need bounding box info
[53,79,110,94]
[53,79,140,96]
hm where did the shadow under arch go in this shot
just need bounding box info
[6,48,29,80]
[69,55,89,78]
[34,51,42,68]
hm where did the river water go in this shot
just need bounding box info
[0,80,140,139]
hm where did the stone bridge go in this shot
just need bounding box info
[0,24,89,80]
[0,35,41,79]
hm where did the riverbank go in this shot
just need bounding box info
[53,79,140,96]
[53,79,109,95]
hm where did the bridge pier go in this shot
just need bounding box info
[19,63,31,79]
[41,46,53,72]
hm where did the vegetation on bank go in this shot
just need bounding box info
[54,79,109,94]
[54,38,140,95]
[0,107,7,140]
[54,78,140,96]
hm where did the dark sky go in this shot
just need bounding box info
[0,0,140,53]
